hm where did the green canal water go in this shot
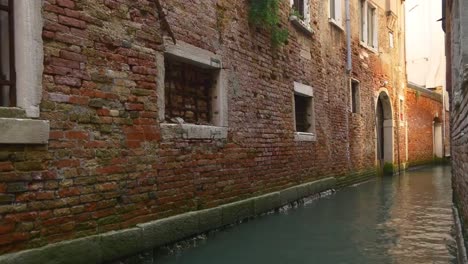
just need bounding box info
[157,165,457,264]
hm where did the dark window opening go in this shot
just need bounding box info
[164,59,214,125]
[295,94,311,132]
[293,0,305,18]
[0,0,15,107]
[351,80,360,113]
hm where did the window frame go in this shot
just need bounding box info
[360,0,378,51]
[293,82,316,142]
[0,0,49,145]
[290,0,311,26]
[0,0,44,118]
[329,0,343,28]
[159,38,228,141]
[0,0,16,107]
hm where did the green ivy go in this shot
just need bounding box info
[249,0,289,47]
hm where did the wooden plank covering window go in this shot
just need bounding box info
[0,0,16,107]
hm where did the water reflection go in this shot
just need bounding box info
[157,166,457,264]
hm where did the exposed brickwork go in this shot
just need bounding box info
[406,87,449,166]
[445,0,468,239]
[0,0,445,254]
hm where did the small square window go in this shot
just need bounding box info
[293,82,315,141]
[164,59,216,125]
[351,79,360,114]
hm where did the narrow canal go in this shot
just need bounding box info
[157,165,457,264]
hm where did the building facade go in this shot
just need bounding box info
[445,0,468,251]
[0,0,447,258]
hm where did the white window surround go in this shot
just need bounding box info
[158,38,228,140]
[14,0,44,118]
[0,0,49,144]
[360,0,379,52]
[289,0,314,35]
[293,82,316,142]
[329,0,344,30]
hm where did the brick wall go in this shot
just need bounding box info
[446,0,468,232]
[0,0,409,253]
[406,86,448,166]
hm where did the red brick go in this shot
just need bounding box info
[65,131,89,140]
[57,0,75,8]
[54,76,82,87]
[58,15,86,29]
[0,162,14,172]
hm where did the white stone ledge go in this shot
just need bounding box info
[294,132,316,142]
[328,18,344,31]
[359,41,378,54]
[289,16,314,36]
[161,123,228,140]
[0,118,50,144]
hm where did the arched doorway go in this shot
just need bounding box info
[376,91,394,171]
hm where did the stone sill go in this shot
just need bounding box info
[328,18,344,31]
[360,42,378,54]
[289,16,314,36]
[294,132,316,142]
[0,118,50,144]
[161,123,228,140]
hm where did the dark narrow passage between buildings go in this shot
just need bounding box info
[157,166,457,264]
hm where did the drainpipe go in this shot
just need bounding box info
[345,0,352,73]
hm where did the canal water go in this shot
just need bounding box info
[157,165,457,264]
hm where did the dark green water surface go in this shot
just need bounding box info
[157,166,457,264]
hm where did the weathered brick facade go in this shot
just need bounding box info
[0,0,446,255]
[445,0,468,239]
[406,84,449,166]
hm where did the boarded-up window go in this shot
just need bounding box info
[164,59,213,125]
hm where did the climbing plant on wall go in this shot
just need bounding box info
[249,0,288,47]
